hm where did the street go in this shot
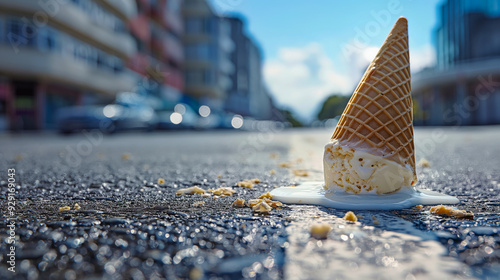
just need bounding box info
[0,126,499,279]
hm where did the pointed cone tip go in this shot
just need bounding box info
[391,17,408,34]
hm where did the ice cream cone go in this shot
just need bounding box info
[331,17,416,185]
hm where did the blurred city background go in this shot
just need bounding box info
[0,0,499,133]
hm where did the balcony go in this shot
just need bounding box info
[0,0,136,58]
[100,0,137,20]
[0,45,135,95]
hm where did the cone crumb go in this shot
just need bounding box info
[74,203,81,210]
[418,159,431,168]
[270,153,279,159]
[176,186,206,195]
[270,169,276,175]
[252,201,272,213]
[430,205,474,218]
[258,192,273,199]
[157,178,165,185]
[217,174,222,178]
[266,199,283,208]
[192,201,205,207]
[310,223,332,239]
[356,214,363,219]
[189,267,203,280]
[59,206,71,211]
[344,211,358,222]
[372,216,380,225]
[232,198,245,207]
[292,169,309,177]
[279,162,292,168]
[210,187,236,196]
[416,205,423,209]
[121,153,131,160]
[236,179,260,188]
[247,199,262,207]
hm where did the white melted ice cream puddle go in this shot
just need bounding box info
[270,182,459,210]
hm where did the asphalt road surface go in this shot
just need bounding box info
[0,126,499,280]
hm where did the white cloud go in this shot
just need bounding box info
[410,44,436,73]
[264,42,436,121]
[263,43,351,121]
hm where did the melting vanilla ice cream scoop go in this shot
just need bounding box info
[324,140,414,195]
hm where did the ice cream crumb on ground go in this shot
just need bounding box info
[310,223,332,239]
[356,214,363,219]
[59,206,71,211]
[430,205,474,218]
[157,178,165,185]
[176,186,206,195]
[270,169,276,175]
[372,216,380,225]
[121,153,131,160]
[232,198,245,207]
[292,169,309,177]
[192,201,205,207]
[74,203,81,210]
[236,178,261,188]
[189,267,203,280]
[217,174,222,179]
[270,153,279,159]
[252,201,272,213]
[417,159,431,168]
[247,198,282,208]
[344,211,358,222]
[416,205,423,209]
[210,187,236,196]
[258,192,273,199]
[278,162,292,168]
[266,200,283,207]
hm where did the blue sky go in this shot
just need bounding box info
[210,0,443,121]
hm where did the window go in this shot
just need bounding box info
[204,70,214,84]
[185,43,213,59]
[186,70,204,84]
[110,57,124,73]
[0,17,3,43]
[38,27,60,52]
[6,18,36,48]
[186,19,202,34]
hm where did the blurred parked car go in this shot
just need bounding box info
[56,103,157,134]
[156,103,199,130]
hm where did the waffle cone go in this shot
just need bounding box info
[331,17,416,184]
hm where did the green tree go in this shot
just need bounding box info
[317,94,351,120]
[280,109,303,127]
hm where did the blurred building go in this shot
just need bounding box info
[0,0,184,131]
[224,16,273,119]
[182,1,279,120]
[182,0,234,111]
[412,0,500,126]
[128,0,184,108]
